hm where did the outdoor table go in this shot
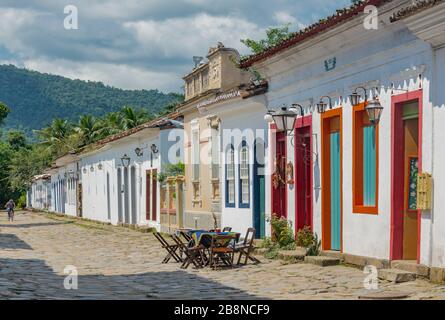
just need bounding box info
[189,230,240,249]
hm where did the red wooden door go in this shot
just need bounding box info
[151,169,157,222]
[272,132,287,218]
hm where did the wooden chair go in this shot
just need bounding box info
[234,228,260,265]
[171,234,206,269]
[209,234,237,270]
[153,232,182,264]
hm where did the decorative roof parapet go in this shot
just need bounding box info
[390,0,445,21]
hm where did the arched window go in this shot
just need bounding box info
[225,144,235,207]
[239,141,250,208]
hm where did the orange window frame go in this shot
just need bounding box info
[352,103,379,214]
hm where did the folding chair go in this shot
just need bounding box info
[234,228,261,265]
[153,232,182,264]
[209,234,237,270]
[172,234,206,269]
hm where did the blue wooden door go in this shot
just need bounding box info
[330,132,341,251]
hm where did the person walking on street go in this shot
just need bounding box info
[5,199,15,222]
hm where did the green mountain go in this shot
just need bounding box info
[0,64,182,136]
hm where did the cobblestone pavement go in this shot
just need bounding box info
[0,211,444,300]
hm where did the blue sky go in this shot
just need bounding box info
[0,0,352,93]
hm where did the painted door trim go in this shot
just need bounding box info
[390,89,423,262]
[294,115,313,235]
[321,107,343,251]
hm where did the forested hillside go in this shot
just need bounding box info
[0,64,182,136]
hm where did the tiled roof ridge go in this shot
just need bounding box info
[240,0,393,68]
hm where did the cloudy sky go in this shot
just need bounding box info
[0,0,351,93]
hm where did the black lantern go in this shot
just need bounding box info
[135,147,143,157]
[150,144,159,154]
[265,106,299,135]
[121,154,131,168]
[349,86,368,106]
[365,97,383,126]
[316,96,332,114]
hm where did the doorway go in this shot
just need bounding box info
[391,91,422,261]
[321,108,342,251]
[146,169,158,222]
[272,131,287,218]
[253,138,266,239]
[294,116,313,232]
[117,167,123,223]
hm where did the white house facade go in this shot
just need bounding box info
[240,0,445,278]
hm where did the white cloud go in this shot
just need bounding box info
[22,58,181,92]
[124,13,265,59]
[273,11,306,29]
[0,8,40,54]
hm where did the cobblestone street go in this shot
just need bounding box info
[0,211,444,300]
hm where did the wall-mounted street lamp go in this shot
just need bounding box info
[264,105,300,136]
[68,169,75,178]
[349,86,368,106]
[150,144,159,167]
[90,165,94,172]
[135,147,144,157]
[98,163,103,170]
[120,154,131,168]
[349,87,383,126]
[316,96,333,114]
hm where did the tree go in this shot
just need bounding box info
[7,130,29,151]
[241,24,294,55]
[75,115,102,146]
[120,106,152,130]
[0,101,10,126]
[8,145,52,194]
[36,118,77,156]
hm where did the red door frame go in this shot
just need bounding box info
[390,89,423,262]
[270,123,288,220]
[294,115,313,234]
[321,108,343,251]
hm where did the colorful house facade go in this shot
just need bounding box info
[240,0,445,276]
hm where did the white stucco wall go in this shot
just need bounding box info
[79,130,162,230]
[431,46,445,267]
[256,12,436,262]
[212,97,268,236]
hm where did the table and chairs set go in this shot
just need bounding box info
[153,227,260,270]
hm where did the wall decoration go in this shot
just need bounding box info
[407,156,418,211]
[286,161,294,184]
[324,57,337,71]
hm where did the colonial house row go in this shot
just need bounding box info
[237,0,445,278]
[27,0,445,280]
[29,116,185,232]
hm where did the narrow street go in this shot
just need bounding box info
[0,211,444,300]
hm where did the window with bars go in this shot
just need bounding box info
[239,143,250,207]
[226,145,235,207]
[353,106,379,214]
